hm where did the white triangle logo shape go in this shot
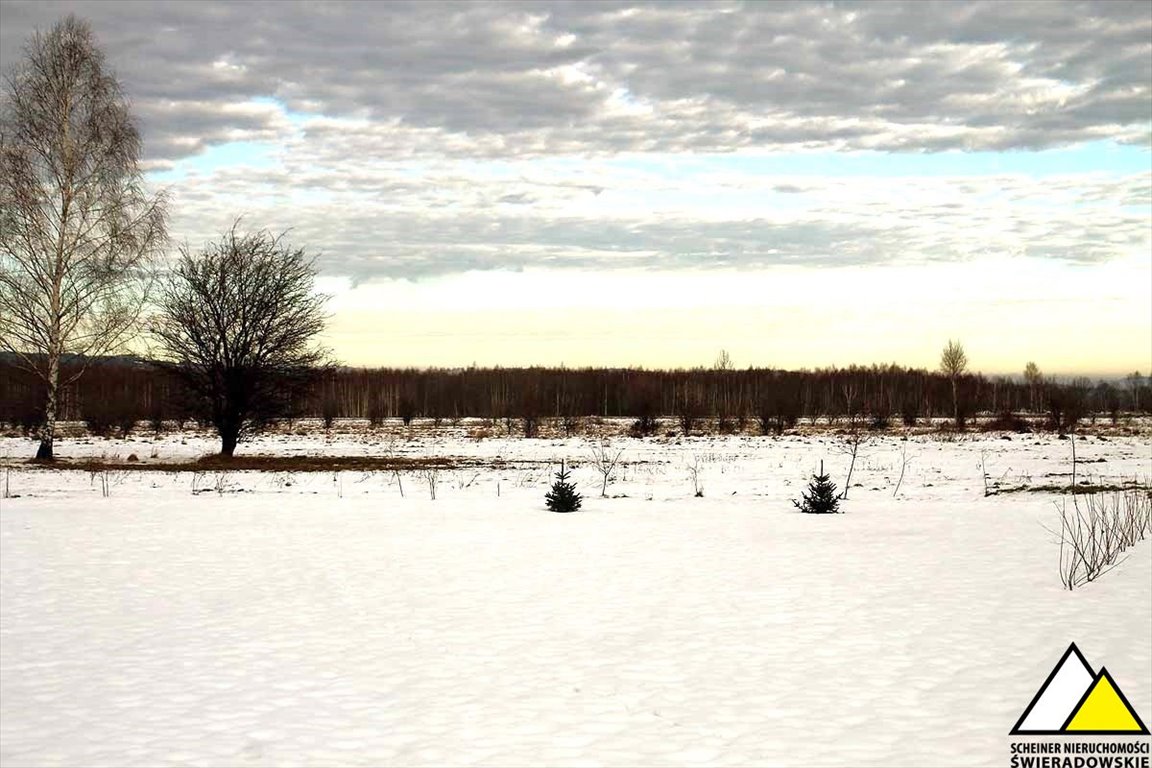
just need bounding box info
[1013,644,1095,733]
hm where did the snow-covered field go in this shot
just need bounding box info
[2,423,1150,767]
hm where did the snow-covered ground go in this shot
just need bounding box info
[2,423,1150,767]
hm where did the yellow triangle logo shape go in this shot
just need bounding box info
[1064,668,1151,734]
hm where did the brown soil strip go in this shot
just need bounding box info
[14,455,551,473]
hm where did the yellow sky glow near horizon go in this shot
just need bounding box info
[315,253,1152,376]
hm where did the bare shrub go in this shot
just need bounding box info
[148,406,166,436]
[678,396,705,437]
[1050,488,1151,590]
[628,380,661,437]
[900,398,919,428]
[686,455,704,497]
[520,385,541,438]
[83,407,115,438]
[81,392,137,438]
[1045,380,1088,436]
[630,415,659,437]
[558,391,581,437]
[866,407,889,432]
[758,384,800,435]
[117,412,138,438]
[589,443,625,497]
[398,396,418,427]
[420,468,439,500]
[367,397,386,427]
[16,408,42,437]
[88,462,128,497]
[321,395,339,430]
[982,411,1030,433]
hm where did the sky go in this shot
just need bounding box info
[1,0,1149,375]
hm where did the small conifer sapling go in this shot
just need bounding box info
[545,460,583,512]
[793,461,842,514]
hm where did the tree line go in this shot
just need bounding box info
[3,355,1148,437]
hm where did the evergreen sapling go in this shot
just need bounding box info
[793,460,842,514]
[545,460,582,512]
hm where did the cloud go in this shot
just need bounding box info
[156,127,1151,282]
[1,0,1147,283]
[2,0,1149,163]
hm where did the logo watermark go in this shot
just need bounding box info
[1009,643,1149,768]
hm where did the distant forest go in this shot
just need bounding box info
[2,355,1148,437]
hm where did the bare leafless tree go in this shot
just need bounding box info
[151,223,328,457]
[0,16,167,459]
[939,339,968,428]
[1126,371,1144,412]
[714,349,733,371]
[686,455,704,497]
[835,430,868,500]
[589,442,625,497]
[893,439,912,497]
[1024,361,1042,414]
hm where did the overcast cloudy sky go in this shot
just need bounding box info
[2,0,1149,373]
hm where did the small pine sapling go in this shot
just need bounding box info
[793,461,842,514]
[545,460,583,512]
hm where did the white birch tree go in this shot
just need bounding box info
[0,16,167,459]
